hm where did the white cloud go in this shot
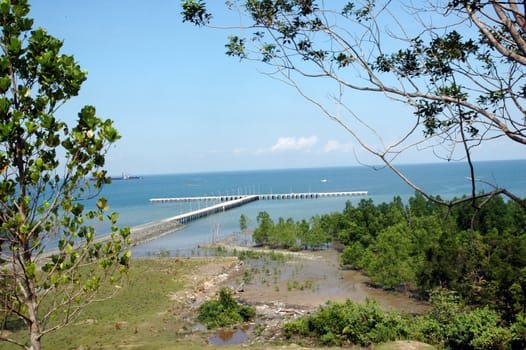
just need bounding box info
[269,136,318,152]
[324,140,354,153]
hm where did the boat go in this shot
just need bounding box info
[89,172,142,181]
[118,173,141,180]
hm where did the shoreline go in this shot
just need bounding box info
[37,215,186,260]
[128,216,186,246]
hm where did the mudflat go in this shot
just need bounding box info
[222,249,428,314]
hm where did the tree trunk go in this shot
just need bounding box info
[29,324,42,350]
[27,283,42,350]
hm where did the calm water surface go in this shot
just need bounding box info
[87,160,525,257]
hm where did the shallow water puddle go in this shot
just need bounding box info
[234,249,429,314]
[208,326,250,346]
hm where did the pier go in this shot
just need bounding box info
[149,191,368,204]
[148,191,367,225]
[164,195,259,224]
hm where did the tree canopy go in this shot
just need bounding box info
[182,0,526,210]
[0,1,129,349]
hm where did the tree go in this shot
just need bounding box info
[239,213,248,232]
[181,0,526,211]
[304,216,328,250]
[0,1,130,349]
[253,211,274,245]
[363,222,415,290]
[271,217,296,248]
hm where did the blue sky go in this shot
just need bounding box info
[29,1,523,175]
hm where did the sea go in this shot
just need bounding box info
[89,160,525,257]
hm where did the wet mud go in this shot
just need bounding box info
[223,249,428,315]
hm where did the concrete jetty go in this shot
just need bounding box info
[147,191,367,226]
[163,195,259,224]
[149,191,368,204]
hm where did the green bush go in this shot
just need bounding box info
[283,298,410,346]
[197,287,255,329]
[412,289,513,349]
[445,307,512,350]
[284,291,513,349]
[340,241,365,268]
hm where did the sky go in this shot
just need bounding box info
[28,1,524,175]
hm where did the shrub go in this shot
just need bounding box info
[413,289,513,349]
[284,291,513,349]
[446,307,512,350]
[283,298,410,346]
[197,287,255,329]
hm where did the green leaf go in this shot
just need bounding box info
[119,250,131,267]
[25,262,37,278]
[181,0,212,26]
[96,197,109,211]
[108,211,119,224]
[0,76,10,92]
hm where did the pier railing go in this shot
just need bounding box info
[147,191,367,225]
[149,191,367,204]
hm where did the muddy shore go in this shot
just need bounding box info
[124,217,429,315]
[217,247,428,315]
[172,245,430,347]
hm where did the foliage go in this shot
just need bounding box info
[181,1,526,344]
[251,192,526,323]
[251,211,328,250]
[250,191,526,346]
[362,222,415,290]
[197,287,255,329]
[181,0,526,211]
[285,289,514,349]
[340,241,365,269]
[234,248,291,264]
[284,298,411,347]
[239,213,248,232]
[0,1,129,349]
[252,211,273,245]
[412,289,513,350]
[322,194,526,321]
[1,258,245,350]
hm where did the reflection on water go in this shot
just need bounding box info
[233,250,429,315]
[208,325,251,346]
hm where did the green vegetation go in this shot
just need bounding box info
[250,193,526,348]
[181,1,526,345]
[251,212,328,250]
[330,194,526,322]
[197,287,255,329]
[287,279,316,292]
[285,289,514,349]
[239,213,248,232]
[0,1,128,349]
[234,247,292,263]
[182,1,526,213]
[253,193,526,313]
[1,258,226,349]
[182,4,526,345]
[284,298,411,347]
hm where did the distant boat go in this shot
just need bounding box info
[114,172,141,180]
[89,172,141,181]
[320,179,328,183]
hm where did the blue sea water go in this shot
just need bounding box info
[91,160,525,257]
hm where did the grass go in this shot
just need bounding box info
[3,257,230,350]
[43,257,201,349]
[2,256,436,350]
